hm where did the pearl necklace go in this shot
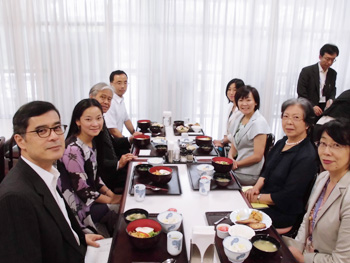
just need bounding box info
[285,138,305,146]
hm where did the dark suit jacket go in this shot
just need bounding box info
[102,123,131,190]
[322,89,350,120]
[297,63,337,106]
[0,158,87,263]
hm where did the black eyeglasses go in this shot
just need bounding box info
[25,125,67,138]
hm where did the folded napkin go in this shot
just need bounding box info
[138,149,151,156]
[242,186,269,209]
[191,226,215,263]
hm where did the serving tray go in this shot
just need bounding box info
[129,166,182,195]
[205,211,295,263]
[187,164,241,191]
[108,213,188,263]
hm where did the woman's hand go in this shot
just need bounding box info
[119,153,137,169]
[110,194,122,204]
[85,234,104,247]
[232,159,238,170]
[288,246,305,263]
[244,187,260,202]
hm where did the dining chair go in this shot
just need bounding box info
[5,135,20,171]
[264,133,275,159]
[0,136,5,183]
[282,173,317,238]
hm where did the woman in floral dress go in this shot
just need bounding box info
[58,99,120,237]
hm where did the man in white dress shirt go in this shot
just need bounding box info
[104,70,138,138]
[0,101,103,262]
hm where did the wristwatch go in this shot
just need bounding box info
[257,194,262,203]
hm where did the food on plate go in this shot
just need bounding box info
[186,145,196,151]
[229,242,248,253]
[253,240,278,252]
[176,125,189,132]
[129,226,160,238]
[151,122,164,127]
[152,169,171,175]
[248,222,267,230]
[160,216,179,224]
[249,210,263,222]
[235,210,266,230]
[215,161,230,165]
[216,178,230,183]
[218,225,229,232]
[126,213,147,221]
[236,218,259,224]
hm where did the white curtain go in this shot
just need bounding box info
[1,0,350,140]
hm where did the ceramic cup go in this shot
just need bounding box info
[167,231,183,256]
[134,184,146,202]
[199,178,211,195]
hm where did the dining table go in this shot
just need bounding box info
[107,124,296,263]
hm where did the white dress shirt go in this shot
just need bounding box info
[318,62,327,103]
[104,93,130,133]
[21,156,81,245]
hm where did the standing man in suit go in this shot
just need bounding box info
[0,101,103,263]
[297,43,339,118]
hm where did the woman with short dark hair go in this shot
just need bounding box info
[245,98,318,232]
[285,119,350,262]
[228,85,270,185]
[213,78,245,149]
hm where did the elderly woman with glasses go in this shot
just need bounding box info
[284,119,350,263]
[245,98,318,233]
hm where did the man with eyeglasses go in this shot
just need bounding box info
[297,43,339,118]
[0,101,104,262]
[104,70,139,138]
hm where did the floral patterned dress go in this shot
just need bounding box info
[58,136,107,234]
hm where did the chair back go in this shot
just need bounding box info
[0,136,5,183]
[264,133,275,159]
[5,135,20,171]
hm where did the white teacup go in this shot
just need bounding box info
[167,231,183,256]
[134,184,146,202]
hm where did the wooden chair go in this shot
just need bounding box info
[0,136,5,183]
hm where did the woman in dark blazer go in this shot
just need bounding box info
[245,98,318,233]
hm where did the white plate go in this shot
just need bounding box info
[230,208,272,231]
[152,138,167,145]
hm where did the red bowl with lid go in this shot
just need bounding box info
[148,166,173,185]
[212,157,233,173]
[195,136,212,147]
[134,134,151,149]
[126,219,162,249]
[137,119,151,131]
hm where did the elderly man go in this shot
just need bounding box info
[297,43,339,117]
[0,101,103,263]
[104,70,138,138]
[89,82,136,193]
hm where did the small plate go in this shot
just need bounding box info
[179,138,193,144]
[230,208,272,231]
[152,138,167,145]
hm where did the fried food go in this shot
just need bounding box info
[236,218,259,224]
[249,210,263,222]
[248,222,266,230]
